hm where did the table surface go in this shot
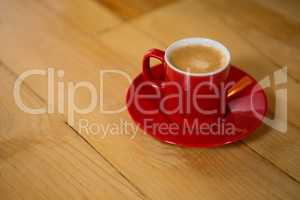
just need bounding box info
[0,0,300,199]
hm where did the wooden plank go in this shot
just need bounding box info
[132,0,300,181]
[0,63,142,200]
[95,0,178,20]
[40,0,121,34]
[200,0,300,47]
[0,0,300,199]
[246,0,300,23]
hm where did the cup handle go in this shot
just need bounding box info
[143,48,165,84]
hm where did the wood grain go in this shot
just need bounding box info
[95,0,178,20]
[0,0,300,199]
[248,0,300,23]
[39,0,121,34]
[0,63,142,200]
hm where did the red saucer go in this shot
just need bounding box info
[126,64,267,147]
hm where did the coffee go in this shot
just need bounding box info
[169,45,225,73]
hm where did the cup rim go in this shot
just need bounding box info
[164,37,231,77]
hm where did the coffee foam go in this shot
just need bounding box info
[169,45,225,74]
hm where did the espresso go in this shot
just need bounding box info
[169,45,225,73]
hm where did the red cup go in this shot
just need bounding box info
[143,38,231,126]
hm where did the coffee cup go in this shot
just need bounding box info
[142,37,233,126]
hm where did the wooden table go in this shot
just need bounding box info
[0,0,300,199]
